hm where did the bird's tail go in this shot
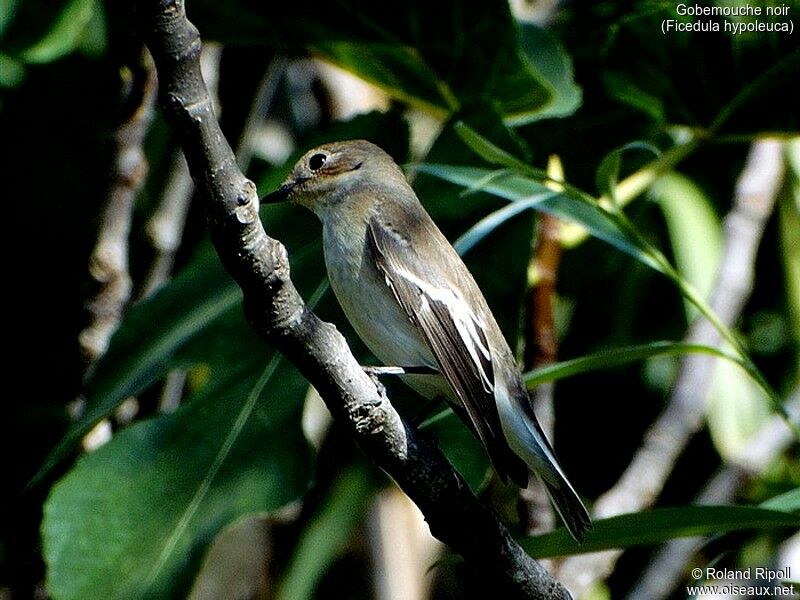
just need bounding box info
[538,468,592,543]
[497,391,592,542]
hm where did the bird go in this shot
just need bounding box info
[263,139,591,541]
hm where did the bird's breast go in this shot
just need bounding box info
[322,219,435,373]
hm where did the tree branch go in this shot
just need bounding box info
[136,1,570,597]
[80,47,157,362]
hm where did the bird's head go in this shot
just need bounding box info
[262,139,404,216]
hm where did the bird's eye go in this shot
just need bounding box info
[309,153,327,171]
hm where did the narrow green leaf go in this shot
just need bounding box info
[20,0,96,63]
[453,191,558,255]
[595,141,660,204]
[417,163,663,272]
[523,341,743,388]
[520,506,800,559]
[275,464,378,600]
[454,121,533,172]
[43,356,313,599]
[709,48,800,132]
[761,488,800,513]
[602,70,666,122]
[514,24,582,124]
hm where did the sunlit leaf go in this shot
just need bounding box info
[523,341,742,387]
[650,172,722,318]
[761,487,800,513]
[417,163,662,272]
[595,141,660,203]
[512,23,581,124]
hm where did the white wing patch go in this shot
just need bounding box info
[392,265,493,394]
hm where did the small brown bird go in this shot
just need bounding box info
[264,140,591,541]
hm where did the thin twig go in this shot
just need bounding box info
[556,139,786,593]
[137,2,571,597]
[80,48,157,362]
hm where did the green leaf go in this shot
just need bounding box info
[76,0,106,57]
[706,359,771,460]
[514,23,582,124]
[595,142,660,204]
[520,506,800,559]
[31,245,247,485]
[416,163,663,272]
[275,464,378,600]
[760,488,800,513]
[453,190,558,255]
[42,356,313,599]
[602,70,666,123]
[0,0,17,37]
[190,1,553,121]
[454,121,533,172]
[0,52,24,87]
[19,0,97,64]
[523,341,743,387]
[650,172,722,318]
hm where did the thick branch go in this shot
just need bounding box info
[136,1,569,597]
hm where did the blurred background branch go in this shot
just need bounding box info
[557,139,788,594]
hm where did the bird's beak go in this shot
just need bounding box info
[261,182,294,204]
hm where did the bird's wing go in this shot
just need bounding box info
[366,216,513,469]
